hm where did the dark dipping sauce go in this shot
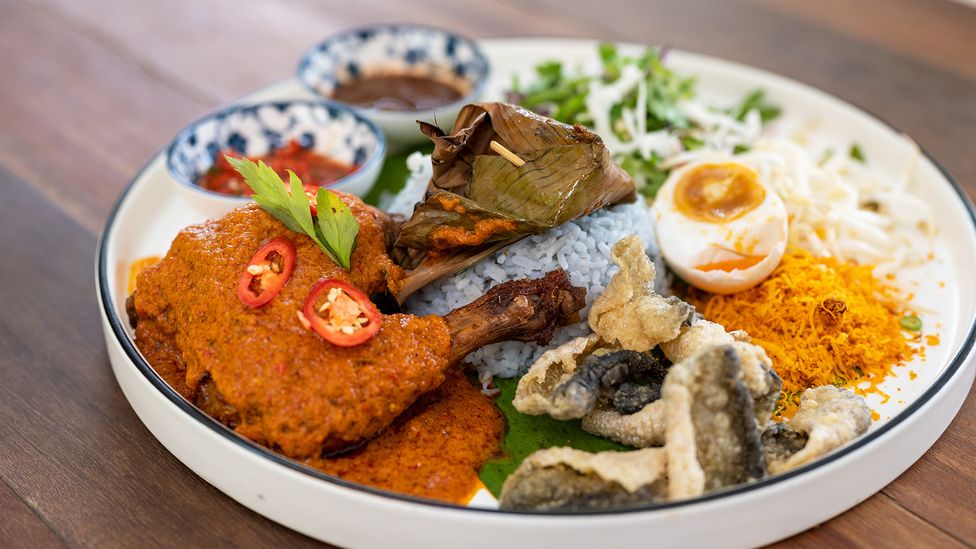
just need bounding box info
[332,74,464,111]
[198,140,357,196]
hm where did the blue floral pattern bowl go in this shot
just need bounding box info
[167,100,386,218]
[297,24,490,145]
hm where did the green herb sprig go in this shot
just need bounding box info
[226,156,359,269]
[732,89,782,124]
[508,43,782,199]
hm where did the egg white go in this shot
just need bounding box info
[652,161,789,294]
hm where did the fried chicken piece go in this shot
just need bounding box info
[307,368,504,503]
[131,201,584,458]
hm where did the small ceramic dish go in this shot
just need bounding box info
[166,99,386,219]
[297,24,490,146]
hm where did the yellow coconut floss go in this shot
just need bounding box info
[687,252,921,417]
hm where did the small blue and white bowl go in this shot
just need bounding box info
[167,100,386,219]
[297,24,490,146]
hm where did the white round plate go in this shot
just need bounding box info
[97,38,976,548]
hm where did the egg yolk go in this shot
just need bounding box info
[673,163,765,223]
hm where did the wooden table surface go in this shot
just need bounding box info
[2,0,974,546]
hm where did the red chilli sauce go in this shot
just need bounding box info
[199,139,357,196]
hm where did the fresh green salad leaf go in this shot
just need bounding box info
[849,143,867,163]
[227,156,359,269]
[618,151,669,199]
[598,42,622,80]
[508,43,781,199]
[512,43,699,132]
[638,48,695,131]
[732,89,782,123]
[479,377,634,497]
[680,134,705,151]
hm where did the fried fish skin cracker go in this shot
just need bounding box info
[663,344,765,500]
[589,236,693,352]
[733,341,783,427]
[660,315,734,364]
[581,400,667,447]
[767,385,870,474]
[499,447,667,511]
[514,334,604,418]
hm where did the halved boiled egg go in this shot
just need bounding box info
[651,161,788,294]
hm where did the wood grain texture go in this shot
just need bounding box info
[0,2,214,232]
[0,479,66,549]
[23,0,590,100]
[1,0,974,547]
[882,388,976,543]
[756,0,976,81]
[771,492,968,548]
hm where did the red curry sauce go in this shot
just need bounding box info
[131,203,504,503]
[198,140,357,196]
[308,368,503,504]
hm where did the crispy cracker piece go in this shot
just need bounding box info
[610,348,670,414]
[762,422,809,466]
[546,350,650,420]
[513,334,604,417]
[579,343,778,451]
[767,385,871,474]
[659,315,735,364]
[498,447,668,510]
[663,345,765,501]
[581,400,667,447]
[734,341,783,427]
[588,236,693,352]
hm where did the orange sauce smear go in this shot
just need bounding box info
[696,255,765,272]
[307,369,503,504]
[430,218,518,249]
[127,256,160,294]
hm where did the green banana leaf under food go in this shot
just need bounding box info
[394,102,637,299]
[480,377,634,497]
